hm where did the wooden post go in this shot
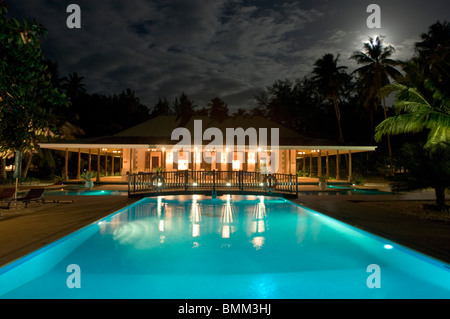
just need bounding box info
[96,148,101,182]
[317,151,322,177]
[111,155,114,176]
[256,150,259,172]
[64,148,69,182]
[288,149,291,175]
[162,149,166,170]
[129,149,133,173]
[88,149,92,173]
[302,154,306,177]
[348,150,352,182]
[326,151,329,178]
[336,150,340,181]
[309,154,312,177]
[77,148,81,180]
[104,150,108,177]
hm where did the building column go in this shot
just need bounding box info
[162,149,166,170]
[309,153,312,177]
[288,149,291,175]
[77,148,81,180]
[104,150,108,176]
[88,149,92,173]
[317,150,322,177]
[302,154,306,177]
[129,149,133,174]
[326,151,329,178]
[64,148,69,182]
[96,148,101,182]
[336,150,340,181]
[256,150,260,172]
[348,150,352,182]
[111,155,114,176]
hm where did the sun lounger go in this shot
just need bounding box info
[0,187,16,208]
[17,188,46,208]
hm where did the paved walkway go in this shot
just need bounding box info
[0,195,137,267]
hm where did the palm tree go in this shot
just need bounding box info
[350,36,402,174]
[374,82,450,148]
[416,21,450,70]
[174,92,197,126]
[415,21,450,96]
[62,72,86,100]
[207,97,229,122]
[375,82,449,209]
[312,53,349,142]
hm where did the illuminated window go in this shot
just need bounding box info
[166,152,173,163]
[248,152,256,164]
[178,160,188,170]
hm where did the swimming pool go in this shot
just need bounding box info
[0,195,449,298]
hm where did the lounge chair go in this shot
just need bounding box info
[0,187,16,209]
[17,188,46,208]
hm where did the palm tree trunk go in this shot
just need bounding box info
[333,96,349,171]
[382,97,394,175]
[435,186,446,210]
[22,151,33,179]
[0,157,6,180]
[332,96,344,143]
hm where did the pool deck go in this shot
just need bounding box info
[0,185,449,268]
[0,195,138,267]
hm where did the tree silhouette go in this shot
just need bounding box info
[350,36,402,174]
[207,97,229,122]
[61,72,86,100]
[151,97,173,117]
[415,21,450,96]
[173,92,196,125]
[312,53,349,142]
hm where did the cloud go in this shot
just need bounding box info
[7,0,449,111]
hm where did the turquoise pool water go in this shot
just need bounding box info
[0,195,448,299]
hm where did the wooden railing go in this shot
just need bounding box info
[128,170,298,197]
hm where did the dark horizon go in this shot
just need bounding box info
[7,0,450,111]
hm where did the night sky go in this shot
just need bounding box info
[7,0,450,112]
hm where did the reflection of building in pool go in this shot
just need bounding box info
[191,195,202,238]
[221,195,235,239]
[251,196,267,249]
[39,115,376,183]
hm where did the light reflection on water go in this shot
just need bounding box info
[110,195,275,251]
[2,195,450,298]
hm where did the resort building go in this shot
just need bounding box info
[39,115,376,182]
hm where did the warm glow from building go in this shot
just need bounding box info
[166,152,173,163]
[248,152,255,164]
[178,159,188,170]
